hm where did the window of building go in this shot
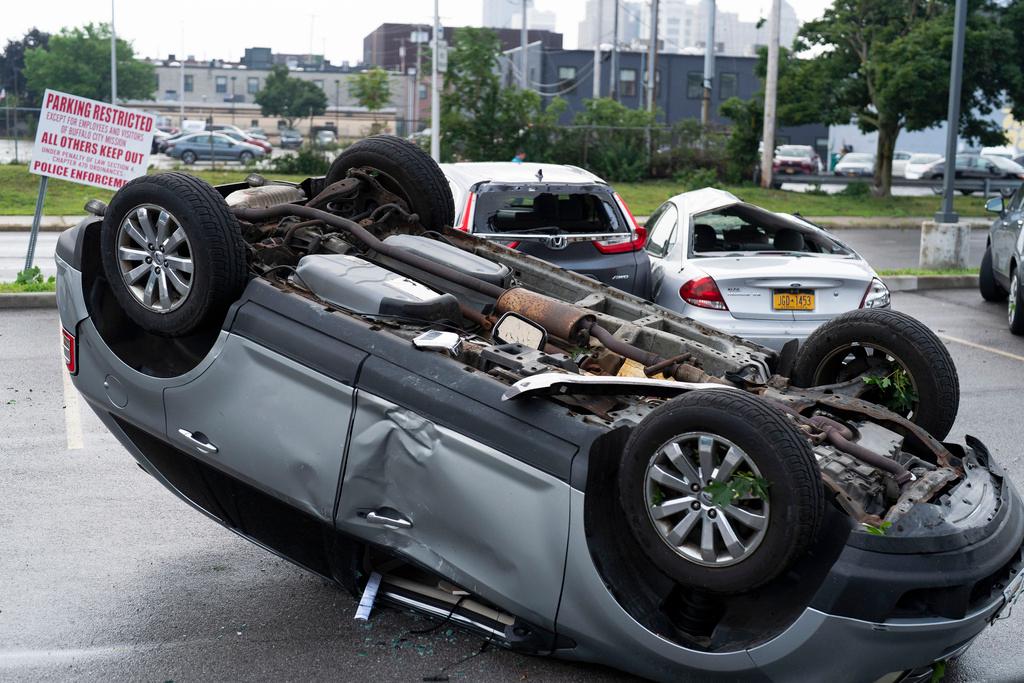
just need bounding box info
[418,83,427,100]
[215,75,227,93]
[719,72,738,100]
[620,69,637,97]
[687,72,703,99]
[247,77,259,94]
[558,66,576,82]
[184,74,194,92]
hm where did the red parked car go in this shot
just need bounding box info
[772,144,824,177]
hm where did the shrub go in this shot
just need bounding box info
[270,147,331,175]
[672,167,719,191]
[839,181,871,197]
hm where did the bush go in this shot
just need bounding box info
[270,147,331,175]
[839,181,871,197]
[672,167,719,191]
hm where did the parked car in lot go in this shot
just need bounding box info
[920,154,1024,189]
[980,182,1024,334]
[903,152,943,179]
[218,128,273,153]
[151,129,173,154]
[164,132,266,164]
[314,129,338,146]
[442,162,652,297]
[245,127,269,141]
[645,188,889,350]
[54,135,1024,683]
[833,152,875,177]
[279,128,303,149]
[772,144,823,177]
[891,150,913,176]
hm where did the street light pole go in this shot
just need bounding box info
[592,0,603,98]
[646,0,658,113]
[110,0,118,104]
[610,0,619,100]
[430,0,440,161]
[230,76,236,123]
[936,0,967,224]
[759,0,781,188]
[520,0,528,89]
[700,0,715,126]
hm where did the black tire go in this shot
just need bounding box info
[979,246,1008,302]
[617,389,823,594]
[1009,267,1024,335]
[325,135,454,228]
[100,173,248,337]
[181,150,197,165]
[791,309,959,440]
[239,151,254,164]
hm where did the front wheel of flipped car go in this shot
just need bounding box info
[99,173,249,337]
[617,389,823,594]
[790,308,959,440]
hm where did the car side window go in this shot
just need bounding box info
[1011,186,1024,213]
[645,203,678,258]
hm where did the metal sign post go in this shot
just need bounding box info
[24,176,49,271]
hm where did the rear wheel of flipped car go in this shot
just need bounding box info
[617,389,823,594]
[325,135,454,228]
[99,173,249,337]
[979,246,1008,302]
[790,308,959,440]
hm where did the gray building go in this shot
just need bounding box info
[505,47,827,154]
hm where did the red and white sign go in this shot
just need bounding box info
[30,89,155,191]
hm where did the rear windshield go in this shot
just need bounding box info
[691,205,852,256]
[776,145,812,157]
[473,184,625,235]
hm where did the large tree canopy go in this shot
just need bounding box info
[254,65,328,131]
[778,0,1018,196]
[1,28,49,104]
[349,67,392,112]
[23,23,153,104]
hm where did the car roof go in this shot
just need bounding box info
[440,162,606,188]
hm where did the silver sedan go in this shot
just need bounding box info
[645,188,890,350]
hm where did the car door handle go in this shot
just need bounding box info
[366,509,413,529]
[177,428,218,454]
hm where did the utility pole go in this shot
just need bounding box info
[430,1,440,161]
[700,0,715,126]
[110,0,118,104]
[520,0,529,89]
[179,23,185,128]
[610,0,619,100]
[415,29,423,132]
[759,0,781,188]
[646,0,659,113]
[592,0,603,98]
[935,0,967,224]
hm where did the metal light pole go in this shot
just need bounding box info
[334,79,340,131]
[936,0,968,224]
[179,24,185,128]
[430,0,440,161]
[520,0,528,89]
[592,0,603,98]
[230,76,236,123]
[646,0,659,113]
[110,0,118,104]
[700,0,715,126]
[610,0,619,100]
[759,0,781,188]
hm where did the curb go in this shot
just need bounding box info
[0,292,57,308]
[882,274,979,292]
[0,216,85,233]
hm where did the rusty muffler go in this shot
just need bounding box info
[495,288,595,343]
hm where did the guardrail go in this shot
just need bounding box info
[773,173,1022,196]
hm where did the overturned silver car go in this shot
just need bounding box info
[56,136,1023,681]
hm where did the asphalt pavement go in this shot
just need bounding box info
[1,289,1023,682]
[0,227,990,282]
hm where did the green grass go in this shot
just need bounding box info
[0,165,992,219]
[0,165,308,215]
[0,280,56,293]
[877,268,978,277]
[614,180,990,218]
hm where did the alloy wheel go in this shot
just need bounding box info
[116,204,194,313]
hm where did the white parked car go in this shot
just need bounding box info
[891,150,913,177]
[903,153,943,179]
[833,152,875,177]
[644,188,890,350]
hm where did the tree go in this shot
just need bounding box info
[719,96,763,183]
[777,1,1018,196]
[23,23,153,104]
[254,65,328,132]
[1,28,49,104]
[440,27,563,162]
[349,67,392,112]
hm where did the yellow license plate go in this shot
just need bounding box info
[773,290,815,310]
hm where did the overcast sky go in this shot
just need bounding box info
[5,1,833,66]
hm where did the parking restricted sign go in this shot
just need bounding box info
[30,88,155,190]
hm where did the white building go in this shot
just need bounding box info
[483,0,557,31]
[577,0,646,50]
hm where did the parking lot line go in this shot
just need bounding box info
[938,333,1024,364]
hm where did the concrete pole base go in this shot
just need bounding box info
[919,220,970,270]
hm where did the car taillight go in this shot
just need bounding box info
[61,327,77,375]
[458,192,475,232]
[597,194,647,254]
[679,276,729,310]
[860,277,891,309]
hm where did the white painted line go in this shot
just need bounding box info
[59,325,84,450]
[938,333,1024,364]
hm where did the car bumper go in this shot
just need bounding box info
[669,309,827,351]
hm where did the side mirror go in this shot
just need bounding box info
[985,196,1004,214]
